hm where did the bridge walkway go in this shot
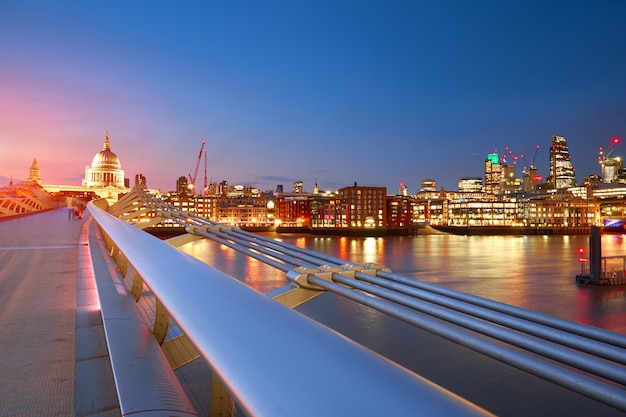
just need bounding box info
[0,208,119,417]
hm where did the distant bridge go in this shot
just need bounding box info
[0,182,64,217]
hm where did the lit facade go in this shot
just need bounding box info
[83,133,125,189]
[522,166,541,193]
[420,179,436,192]
[601,157,623,183]
[413,196,598,228]
[339,184,386,228]
[176,176,189,195]
[499,165,522,194]
[275,196,311,227]
[43,132,129,204]
[310,194,344,228]
[387,195,414,227]
[28,158,42,185]
[215,196,271,227]
[458,177,482,192]
[413,198,447,226]
[447,201,522,226]
[527,199,597,227]
[484,153,501,195]
[135,173,146,187]
[549,135,577,189]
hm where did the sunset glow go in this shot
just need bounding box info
[1,2,625,193]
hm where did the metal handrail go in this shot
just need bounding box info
[112,188,626,411]
[87,201,491,417]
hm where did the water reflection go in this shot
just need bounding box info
[180,233,626,335]
[179,239,285,294]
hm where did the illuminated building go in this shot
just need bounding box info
[598,137,623,183]
[275,196,310,228]
[135,173,146,187]
[413,198,447,226]
[484,153,501,195]
[499,164,522,194]
[83,133,125,189]
[340,183,387,229]
[601,157,623,183]
[215,196,270,227]
[523,166,541,193]
[420,179,436,192]
[28,158,42,185]
[163,193,215,218]
[527,199,597,227]
[176,176,189,194]
[310,193,343,228]
[310,185,390,232]
[417,196,598,229]
[591,183,626,200]
[43,132,129,203]
[458,177,482,192]
[218,181,229,196]
[548,135,577,189]
[447,200,522,226]
[387,195,414,227]
[293,181,303,193]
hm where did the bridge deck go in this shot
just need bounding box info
[0,208,119,417]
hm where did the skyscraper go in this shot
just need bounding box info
[548,135,577,189]
[484,153,501,195]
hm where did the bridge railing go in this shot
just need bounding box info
[102,187,626,414]
[87,201,491,417]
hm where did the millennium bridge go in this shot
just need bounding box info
[1,185,625,417]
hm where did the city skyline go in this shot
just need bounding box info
[1,2,625,193]
[5,131,622,195]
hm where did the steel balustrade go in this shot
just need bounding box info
[101,187,626,413]
[87,201,491,417]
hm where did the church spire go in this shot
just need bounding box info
[29,157,42,185]
[103,131,111,151]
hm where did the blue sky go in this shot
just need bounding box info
[1,1,625,193]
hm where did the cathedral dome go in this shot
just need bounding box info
[83,132,125,189]
[91,133,121,170]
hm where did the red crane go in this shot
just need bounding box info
[188,140,206,195]
[599,137,621,162]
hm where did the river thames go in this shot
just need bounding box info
[179,232,626,416]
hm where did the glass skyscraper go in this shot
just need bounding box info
[549,135,577,189]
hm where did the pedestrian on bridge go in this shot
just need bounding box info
[67,197,75,220]
[75,203,85,219]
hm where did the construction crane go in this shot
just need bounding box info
[203,148,208,196]
[598,137,621,182]
[188,140,206,195]
[520,145,539,172]
[519,145,541,193]
[599,137,621,162]
[529,145,539,171]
